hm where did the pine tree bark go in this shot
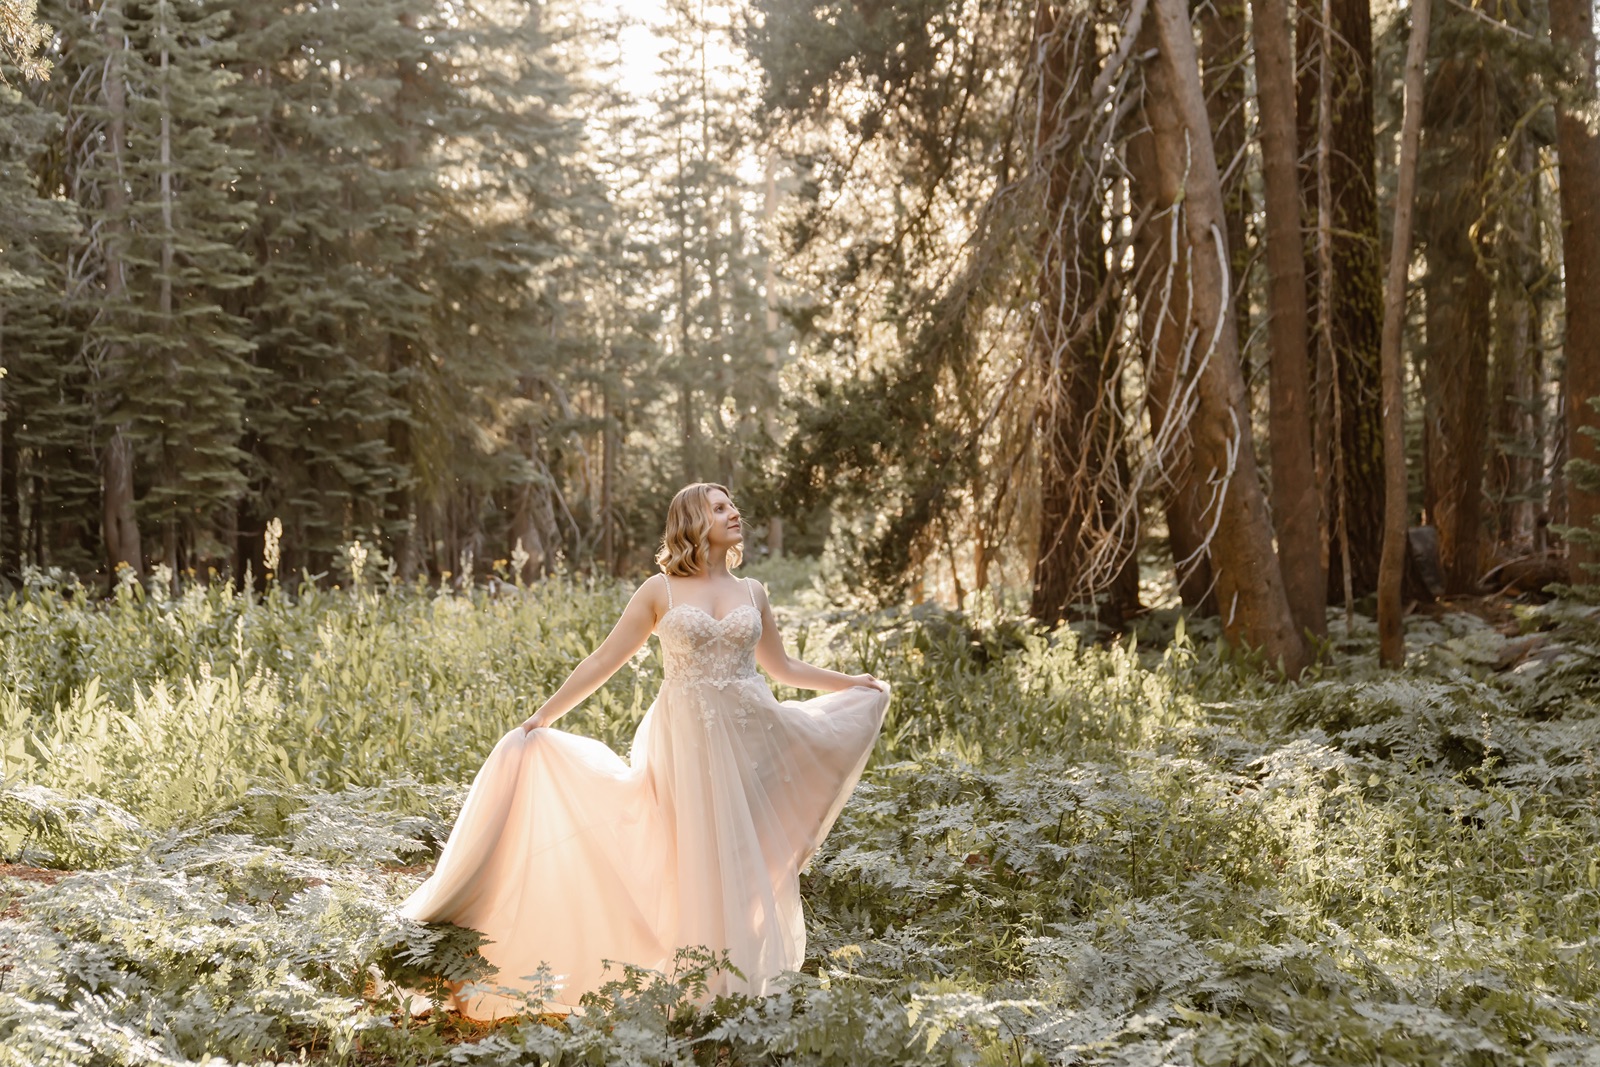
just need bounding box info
[386,17,425,583]
[1295,0,1385,603]
[1489,131,1540,549]
[1029,3,1140,631]
[0,308,15,584]
[711,201,734,490]
[513,426,563,578]
[158,0,179,591]
[762,154,786,560]
[675,123,700,487]
[1126,114,1218,616]
[600,343,618,575]
[102,429,141,576]
[1379,0,1429,667]
[1145,0,1308,673]
[1553,0,1600,579]
[1252,0,1326,639]
[1418,3,1494,594]
[99,7,143,578]
[386,412,420,581]
[1199,0,1249,352]
[233,494,266,593]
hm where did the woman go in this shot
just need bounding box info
[396,482,891,1019]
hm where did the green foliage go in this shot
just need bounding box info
[644,0,783,497]
[0,567,650,851]
[0,47,91,576]
[0,0,811,588]
[0,0,51,83]
[3,573,1600,1063]
[3,0,682,585]
[744,0,1046,605]
[0,831,424,1064]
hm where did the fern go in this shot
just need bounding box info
[3,570,1600,1062]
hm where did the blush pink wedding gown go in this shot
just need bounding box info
[396,574,890,1019]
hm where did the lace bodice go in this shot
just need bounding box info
[657,604,761,686]
[656,577,766,729]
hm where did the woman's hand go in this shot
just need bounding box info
[846,673,889,693]
[520,711,551,733]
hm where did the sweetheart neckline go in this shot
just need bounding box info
[661,602,759,626]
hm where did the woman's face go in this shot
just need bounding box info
[704,489,743,549]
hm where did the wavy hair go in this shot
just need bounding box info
[655,482,744,576]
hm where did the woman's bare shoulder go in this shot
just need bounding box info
[630,572,669,604]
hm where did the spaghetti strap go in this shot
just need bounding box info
[664,572,673,608]
[743,576,757,609]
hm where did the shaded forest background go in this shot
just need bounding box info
[3,0,1600,671]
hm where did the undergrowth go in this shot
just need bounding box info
[3,564,1600,1064]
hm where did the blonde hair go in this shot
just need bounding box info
[655,482,744,576]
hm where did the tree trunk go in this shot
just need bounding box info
[675,124,699,488]
[514,435,563,579]
[233,492,267,593]
[1126,114,1218,616]
[711,199,734,490]
[1419,4,1494,594]
[100,9,143,579]
[28,467,40,568]
[102,429,141,576]
[1144,0,1308,674]
[1028,3,1140,631]
[158,0,179,592]
[1553,0,1600,580]
[387,414,420,581]
[386,23,425,584]
[1488,131,1539,550]
[1251,0,1326,639]
[0,308,16,585]
[1379,0,1429,667]
[1199,0,1249,354]
[1296,0,1386,605]
[678,383,697,487]
[763,154,786,560]
[600,345,618,574]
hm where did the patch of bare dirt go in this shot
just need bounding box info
[0,864,73,919]
[0,864,71,885]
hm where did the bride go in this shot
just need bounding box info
[394,482,891,1019]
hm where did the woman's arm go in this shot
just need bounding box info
[520,575,665,731]
[750,580,885,693]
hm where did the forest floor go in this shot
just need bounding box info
[2,570,1599,1065]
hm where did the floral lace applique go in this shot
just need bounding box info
[657,604,765,730]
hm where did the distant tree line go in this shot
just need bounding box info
[0,0,791,590]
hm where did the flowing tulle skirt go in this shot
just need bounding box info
[394,677,890,1019]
